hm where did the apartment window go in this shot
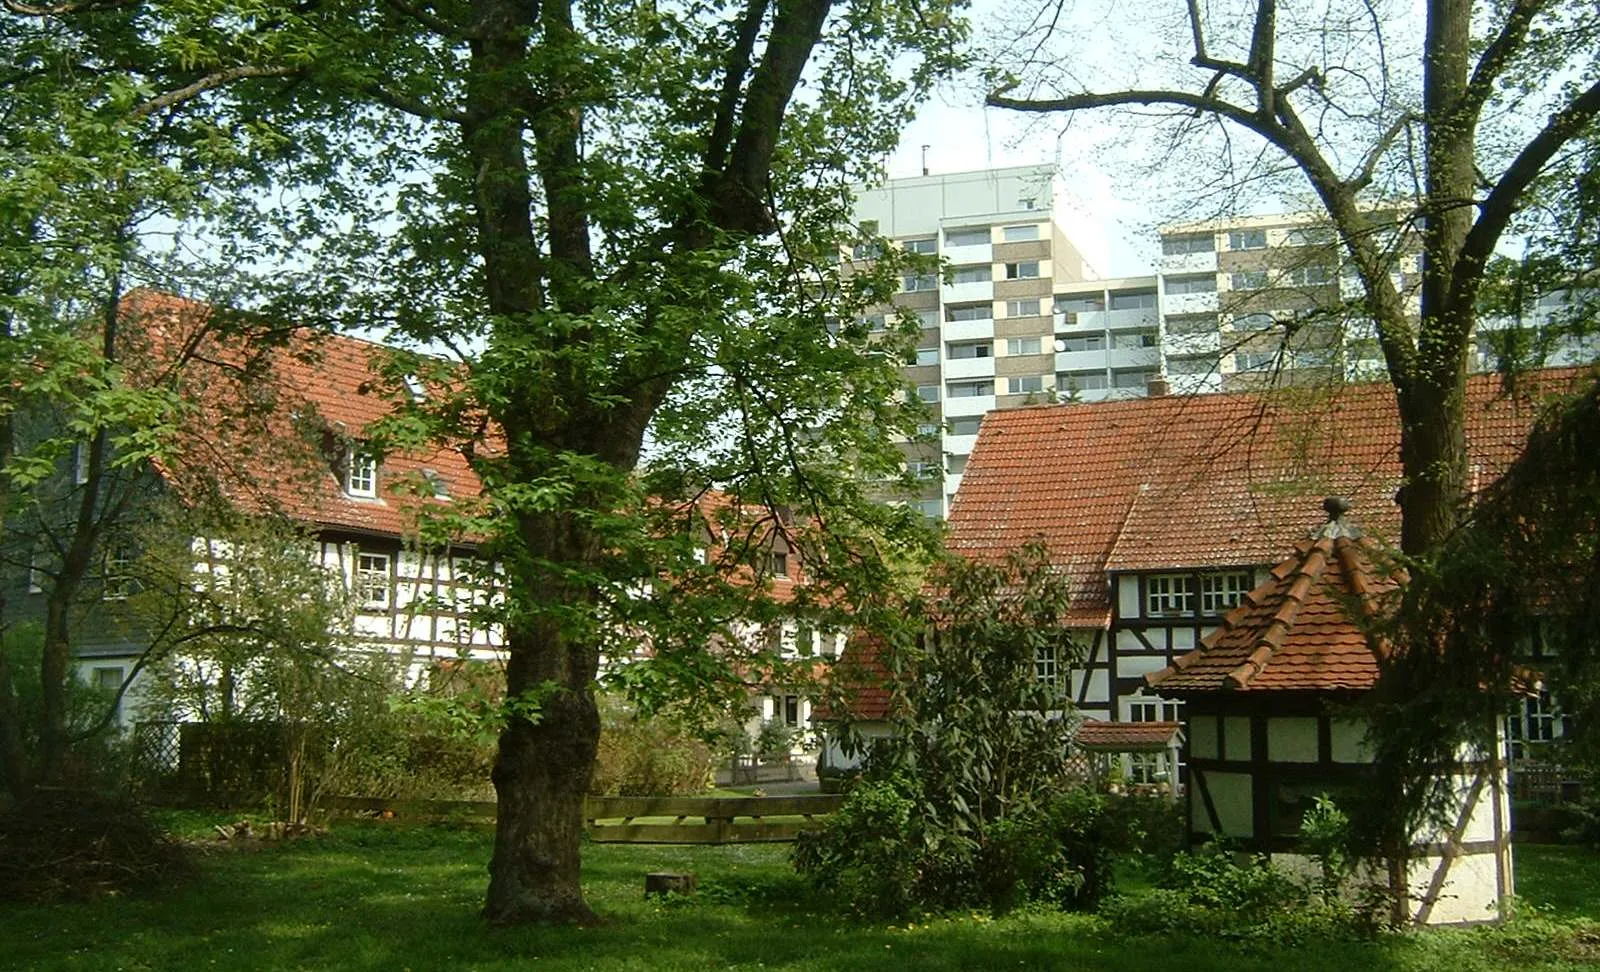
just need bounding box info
[1229,229,1268,250]
[852,241,884,259]
[906,461,938,479]
[93,666,125,726]
[916,309,939,328]
[914,347,938,366]
[1232,312,1276,330]
[1007,375,1044,395]
[1058,334,1105,352]
[1201,571,1253,614]
[902,273,937,292]
[1235,351,1278,371]
[1165,274,1216,295]
[947,304,992,322]
[903,237,936,254]
[947,416,983,436]
[1034,644,1060,688]
[1286,263,1335,286]
[357,552,391,608]
[1284,226,1335,246]
[952,265,992,284]
[1059,370,1108,390]
[916,423,941,437]
[1109,291,1156,310]
[1004,261,1041,279]
[1166,313,1218,335]
[1146,574,1194,615]
[946,380,994,398]
[914,499,942,519]
[1162,233,1214,255]
[1112,369,1153,389]
[916,384,940,403]
[770,551,789,577]
[1018,196,1038,210]
[946,454,968,475]
[1112,330,1157,349]
[947,341,992,359]
[1002,224,1040,242]
[1231,270,1269,291]
[1056,295,1105,314]
[1169,354,1220,375]
[1006,337,1042,356]
[346,450,377,497]
[1006,299,1042,317]
[860,314,887,332]
[945,227,989,247]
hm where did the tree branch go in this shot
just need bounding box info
[1461,0,1546,125]
[1351,111,1417,190]
[383,0,477,40]
[705,0,770,174]
[131,65,301,119]
[361,82,468,125]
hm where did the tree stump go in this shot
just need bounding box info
[644,871,697,897]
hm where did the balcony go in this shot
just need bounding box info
[943,433,978,455]
[1107,347,1159,369]
[942,394,996,417]
[1055,349,1110,372]
[1164,330,1220,355]
[942,242,992,266]
[1160,292,1218,316]
[942,279,994,304]
[942,316,995,343]
[943,355,996,380]
[1159,250,1219,274]
[1057,309,1108,333]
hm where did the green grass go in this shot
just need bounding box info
[4,822,1599,971]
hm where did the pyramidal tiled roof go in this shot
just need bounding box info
[1147,499,1402,695]
[947,371,1576,625]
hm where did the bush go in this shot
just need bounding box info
[1162,843,1309,919]
[792,776,927,916]
[590,696,715,796]
[0,788,188,901]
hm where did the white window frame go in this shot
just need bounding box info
[1200,571,1253,614]
[357,551,391,608]
[1145,574,1194,616]
[1006,299,1042,318]
[1005,260,1041,280]
[902,273,937,292]
[903,237,936,255]
[914,347,938,366]
[104,543,135,600]
[1008,376,1044,395]
[346,450,377,497]
[1034,644,1059,687]
[1229,229,1267,250]
[1006,337,1042,356]
[1002,224,1040,242]
[916,384,940,403]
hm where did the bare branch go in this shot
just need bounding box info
[131,65,300,119]
[1351,111,1418,190]
[361,82,469,125]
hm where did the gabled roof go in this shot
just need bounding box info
[1146,500,1402,695]
[947,372,1574,625]
[812,635,894,722]
[127,290,482,541]
[1075,719,1183,752]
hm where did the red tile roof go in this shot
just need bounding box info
[812,634,894,722]
[1075,719,1183,751]
[947,372,1576,624]
[1146,503,1403,694]
[127,290,483,542]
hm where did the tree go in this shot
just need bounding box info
[6,0,962,923]
[986,0,1600,558]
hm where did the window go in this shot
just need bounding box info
[1004,261,1041,279]
[1146,574,1194,615]
[1008,375,1044,394]
[93,666,125,726]
[947,416,982,436]
[1002,224,1040,242]
[346,449,377,497]
[945,227,989,247]
[1168,354,1219,375]
[946,380,994,398]
[1284,226,1335,246]
[1018,196,1038,210]
[946,454,967,475]
[902,273,937,292]
[1232,312,1276,330]
[916,309,939,328]
[27,546,45,594]
[1229,229,1267,250]
[916,384,940,403]
[1112,369,1152,389]
[103,543,136,599]
[952,265,992,284]
[422,468,451,499]
[1034,645,1060,688]
[947,304,992,322]
[1059,370,1108,390]
[1112,330,1157,349]
[782,694,801,727]
[947,341,992,359]
[903,237,936,254]
[1006,299,1042,317]
[1509,691,1562,759]
[1286,263,1334,286]
[1166,313,1218,335]
[1235,351,1278,371]
[852,241,884,259]
[1230,270,1269,291]
[1006,337,1042,356]
[73,442,91,485]
[914,347,938,366]
[1058,334,1105,352]
[1165,274,1216,294]
[1162,233,1214,255]
[357,552,391,608]
[914,499,942,519]
[1128,694,1183,722]
[916,422,940,437]
[906,461,938,479]
[1201,571,1252,614]
[1055,295,1104,314]
[1109,291,1156,310]
[403,373,428,401]
[770,551,789,577]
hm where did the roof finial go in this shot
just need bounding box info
[1317,496,1361,539]
[1322,495,1351,521]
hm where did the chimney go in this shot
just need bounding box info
[1146,374,1171,397]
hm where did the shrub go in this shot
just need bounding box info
[0,788,188,901]
[590,696,715,796]
[792,776,927,916]
[1161,843,1309,919]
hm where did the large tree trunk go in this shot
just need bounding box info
[38,590,76,782]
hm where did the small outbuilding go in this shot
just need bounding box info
[1147,498,1514,925]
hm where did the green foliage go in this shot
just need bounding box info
[792,776,923,917]
[0,623,124,787]
[1163,845,1309,919]
[1300,794,1355,900]
[591,695,715,797]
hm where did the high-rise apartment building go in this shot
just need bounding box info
[852,165,1092,516]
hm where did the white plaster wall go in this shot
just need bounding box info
[1116,576,1140,620]
[1223,716,1252,761]
[1330,718,1370,762]
[1204,770,1254,837]
[1118,653,1171,680]
[1189,715,1219,760]
[1267,717,1319,762]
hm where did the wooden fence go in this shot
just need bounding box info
[324,793,842,844]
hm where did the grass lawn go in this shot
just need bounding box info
[4,821,1599,971]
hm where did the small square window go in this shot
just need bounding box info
[1008,375,1044,394]
[914,347,938,367]
[357,552,391,608]
[346,450,377,497]
[770,551,789,577]
[1003,224,1040,242]
[916,384,940,403]
[1201,571,1253,614]
[1146,574,1194,615]
[1005,261,1041,279]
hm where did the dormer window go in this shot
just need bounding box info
[422,468,450,499]
[346,450,377,497]
[403,374,427,401]
[1146,574,1194,616]
[770,551,789,578]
